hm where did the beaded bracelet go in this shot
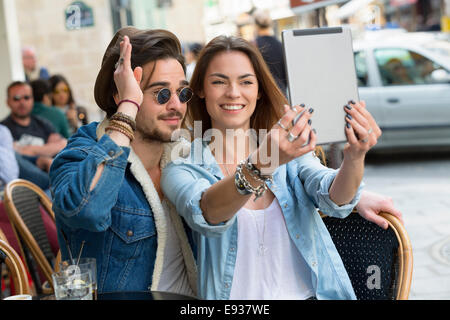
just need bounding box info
[118,99,140,111]
[109,119,134,135]
[110,112,136,131]
[244,157,273,183]
[106,124,134,141]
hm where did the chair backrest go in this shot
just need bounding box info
[3,179,56,289]
[322,211,412,300]
[0,227,7,243]
[0,239,31,295]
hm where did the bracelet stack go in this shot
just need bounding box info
[234,158,273,201]
[106,112,137,141]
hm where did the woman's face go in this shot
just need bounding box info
[201,50,259,132]
[53,81,70,106]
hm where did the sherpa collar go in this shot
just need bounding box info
[96,119,197,295]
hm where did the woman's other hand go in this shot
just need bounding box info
[343,100,381,160]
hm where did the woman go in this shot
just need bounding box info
[49,74,89,134]
[160,35,386,300]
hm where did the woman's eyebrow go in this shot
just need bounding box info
[208,73,256,79]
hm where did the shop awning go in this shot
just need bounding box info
[290,0,350,14]
[335,0,374,19]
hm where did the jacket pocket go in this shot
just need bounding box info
[109,206,156,259]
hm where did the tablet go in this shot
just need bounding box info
[282,27,359,145]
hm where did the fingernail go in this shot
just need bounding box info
[308,108,314,114]
[346,114,352,120]
[300,103,305,108]
[308,119,312,125]
[349,100,356,104]
[345,104,352,110]
[346,122,351,129]
[312,129,317,134]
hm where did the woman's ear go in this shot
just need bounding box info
[198,90,205,99]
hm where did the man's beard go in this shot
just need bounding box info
[137,111,184,143]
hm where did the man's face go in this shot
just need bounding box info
[135,58,188,142]
[22,50,36,72]
[7,84,34,119]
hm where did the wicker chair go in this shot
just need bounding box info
[0,227,7,242]
[0,239,31,295]
[3,179,57,294]
[315,146,412,300]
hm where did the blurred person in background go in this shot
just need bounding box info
[0,124,19,192]
[49,74,89,134]
[22,46,50,82]
[30,79,71,139]
[185,42,204,82]
[253,9,287,96]
[1,81,67,190]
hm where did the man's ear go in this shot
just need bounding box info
[113,93,119,105]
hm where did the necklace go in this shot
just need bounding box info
[251,204,267,256]
[222,162,268,256]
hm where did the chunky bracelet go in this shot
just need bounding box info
[235,160,268,201]
[244,157,273,183]
[110,112,136,131]
[118,99,140,111]
[106,124,134,141]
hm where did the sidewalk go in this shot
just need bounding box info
[363,156,450,300]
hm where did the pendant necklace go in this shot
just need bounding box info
[223,163,267,256]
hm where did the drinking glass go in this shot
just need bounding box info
[60,257,97,300]
[52,270,93,300]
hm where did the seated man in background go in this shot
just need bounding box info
[30,79,71,139]
[1,81,67,190]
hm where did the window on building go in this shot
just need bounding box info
[110,0,133,32]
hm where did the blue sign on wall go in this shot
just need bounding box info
[65,1,94,30]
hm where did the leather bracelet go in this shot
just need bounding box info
[118,99,140,111]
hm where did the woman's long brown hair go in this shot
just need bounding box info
[185,35,287,135]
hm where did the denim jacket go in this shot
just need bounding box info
[49,121,197,294]
[161,138,363,300]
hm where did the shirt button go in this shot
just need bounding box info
[284,203,288,208]
[296,234,300,239]
[230,247,235,252]
[311,261,317,267]
[224,283,229,288]
[127,230,134,237]
[108,150,115,157]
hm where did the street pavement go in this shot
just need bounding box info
[363,151,450,300]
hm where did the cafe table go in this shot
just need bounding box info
[36,290,197,300]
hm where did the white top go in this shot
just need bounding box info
[229,198,314,300]
[157,201,194,297]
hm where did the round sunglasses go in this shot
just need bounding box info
[152,87,193,105]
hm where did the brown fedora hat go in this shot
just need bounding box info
[94,27,184,118]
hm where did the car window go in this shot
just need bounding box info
[354,51,368,87]
[374,48,446,86]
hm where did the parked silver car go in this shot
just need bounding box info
[353,31,450,151]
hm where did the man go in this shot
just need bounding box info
[22,46,50,82]
[1,82,67,191]
[30,79,71,139]
[49,27,197,296]
[253,9,287,96]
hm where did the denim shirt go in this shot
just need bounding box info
[161,139,363,300]
[49,122,197,294]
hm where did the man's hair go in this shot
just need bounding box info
[94,27,185,118]
[185,35,286,136]
[30,79,51,102]
[253,9,273,29]
[6,81,30,97]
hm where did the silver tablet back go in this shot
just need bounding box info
[282,27,359,145]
